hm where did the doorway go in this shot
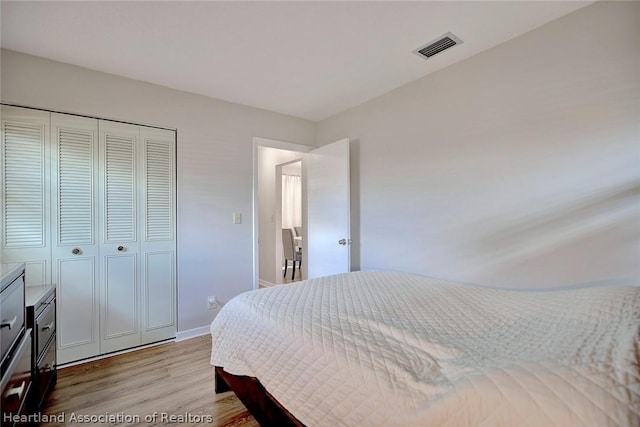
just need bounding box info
[253,138,312,289]
[253,137,352,290]
[278,160,303,283]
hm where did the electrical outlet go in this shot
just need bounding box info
[207,296,219,310]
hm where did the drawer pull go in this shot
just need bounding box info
[42,321,54,331]
[1,316,17,330]
[4,381,26,400]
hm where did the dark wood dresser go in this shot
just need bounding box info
[1,262,31,426]
[25,285,57,411]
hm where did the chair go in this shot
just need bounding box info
[293,226,303,252]
[282,228,302,280]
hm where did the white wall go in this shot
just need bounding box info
[317,2,640,289]
[258,146,303,285]
[2,1,638,337]
[0,49,316,331]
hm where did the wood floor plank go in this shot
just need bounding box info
[41,336,259,426]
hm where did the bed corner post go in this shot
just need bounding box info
[215,366,231,393]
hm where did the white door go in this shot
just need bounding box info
[0,106,51,285]
[99,120,141,353]
[50,113,101,364]
[98,121,177,352]
[139,126,176,345]
[304,138,350,279]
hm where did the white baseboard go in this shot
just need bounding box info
[175,325,210,341]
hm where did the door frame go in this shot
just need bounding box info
[252,137,314,290]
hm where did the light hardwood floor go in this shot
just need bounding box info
[42,336,259,426]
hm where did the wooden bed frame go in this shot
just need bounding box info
[215,366,305,427]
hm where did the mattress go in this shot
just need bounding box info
[210,271,640,426]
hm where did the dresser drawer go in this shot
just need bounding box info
[1,330,32,426]
[1,274,25,368]
[35,335,56,410]
[36,300,55,358]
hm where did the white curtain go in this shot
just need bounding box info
[282,174,302,230]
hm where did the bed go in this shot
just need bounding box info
[210,271,640,426]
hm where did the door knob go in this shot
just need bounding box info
[117,245,126,252]
[338,239,347,246]
[71,248,82,255]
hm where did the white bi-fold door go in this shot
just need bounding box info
[2,105,176,364]
[51,113,101,363]
[98,120,141,355]
[138,127,177,346]
[1,107,51,285]
[97,121,177,356]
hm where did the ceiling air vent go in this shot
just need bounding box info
[413,32,463,61]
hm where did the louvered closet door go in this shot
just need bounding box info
[99,121,142,353]
[140,127,176,344]
[0,106,51,285]
[51,113,100,364]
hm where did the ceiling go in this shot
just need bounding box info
[1,1,592,122]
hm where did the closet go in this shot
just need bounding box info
[1,105,176,364]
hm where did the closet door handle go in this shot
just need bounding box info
[42,322,54,331]
[72,247,82,255]
[117,245,126,252]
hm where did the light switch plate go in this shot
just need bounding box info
[233,213,242,224]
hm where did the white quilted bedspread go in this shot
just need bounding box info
[210,271,640,426]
